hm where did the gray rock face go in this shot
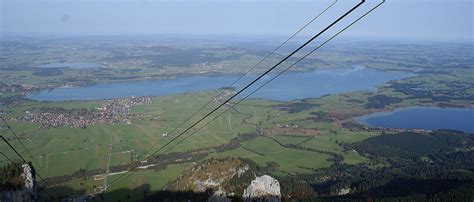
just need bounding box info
[191,164,249,192]
[0,163,37,201]
[243,175,281,202]
[22,163,35,192]
[337,187,351,196]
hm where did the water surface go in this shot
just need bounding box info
[355,107,474,133]
[28,67,413,101]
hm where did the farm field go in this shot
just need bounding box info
[2,71,473,199]
[1,89,380,184]
[0,39,473,200]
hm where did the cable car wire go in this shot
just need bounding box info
[159,0,387,157]
[141,0,338,159]
[1,135,60,199]
[107,0,366,188]
[145,0,365,166]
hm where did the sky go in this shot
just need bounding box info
[1,0,473,41]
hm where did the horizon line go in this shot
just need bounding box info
[1,31,472,44]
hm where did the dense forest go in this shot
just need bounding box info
[274,102,321,113]
[365,95,403,109]
[277,130,474,201]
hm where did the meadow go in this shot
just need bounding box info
[1,62,472,198]
[0,88,385,197]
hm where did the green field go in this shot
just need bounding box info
[2,90,374,181]
[43,164,188,201]
[1,65,472,198]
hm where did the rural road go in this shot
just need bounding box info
[103,132,113,191]
[228,113,234,137]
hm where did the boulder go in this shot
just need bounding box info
[243,175,281,202]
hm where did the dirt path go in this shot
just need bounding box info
[103,132,113,191]
[228,113,234,137]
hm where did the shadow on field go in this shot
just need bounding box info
[43,184,229,202]
[355,178,470,198]
[40,186,85,201]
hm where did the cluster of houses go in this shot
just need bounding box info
[276,123,299,128]
[214,89,234,103]
[20,112,98,128]
[98,96,152,118]
[15,96,153,128]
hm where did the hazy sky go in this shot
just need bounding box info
[1,0,472,41]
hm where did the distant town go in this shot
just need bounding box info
[9,96,152,128]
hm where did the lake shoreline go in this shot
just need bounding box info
[25,66,416,97]
[26,67,415,102]
[354,107,474,133]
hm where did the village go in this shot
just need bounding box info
[13,96,152,128]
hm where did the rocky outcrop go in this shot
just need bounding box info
[22,164,35,193]
[168,159,280,201]
[243,175,281,202]
[168,159,249,193]
[337,187,351,195]
[0,163,37,202]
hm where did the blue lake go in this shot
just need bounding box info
[27,67,413,102]
[355,107,474,133]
